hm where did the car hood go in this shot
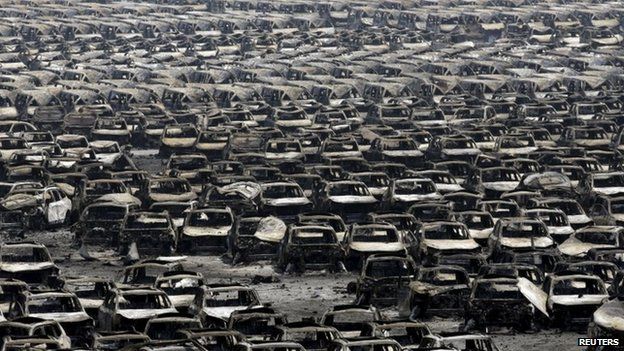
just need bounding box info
[594,299,624,331]
[409,281,468,296]
[559,238,615,257]
[96,193,142,206]
[203,305,257,319]
[197,142,227,150]
[499,146,538,155]
[595,187,624,196]
[349,241,405,253]
[168,294,195,307]
[549,294,607,306]
[393,193,441,202]
[435,183,463,192]
[276,120,312,127]
[442,148,481,156]
[329,195,377,204]
[382,150,423,157]
[265,152,302,159]
[567,214,592,224]
[183,225,232,237]
[79,298,103,309]
[161,137,196,147]
[150,192,198,203]
[30,311,91,323]
[548,226,574,236]
[264,197,311,206]
[468,228,493,239]
[96,153,121,164]
[117,308,177,320]
[93,129,129,136]
[482,181,519,191]
[423,239,480,250]
[0,262,56,273]
[500,236,554,249]
[254,216,287,243]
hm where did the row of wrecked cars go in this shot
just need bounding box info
[1,0,624,350]
[1,245,624,351]
[0,247,513,351]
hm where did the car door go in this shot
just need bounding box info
[589,199,612,225]
[98,293,115,331]
[487,221,501,254]
[45,189,71,224]
[403,231,419,258]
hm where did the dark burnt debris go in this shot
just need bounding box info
[1,0,624,350]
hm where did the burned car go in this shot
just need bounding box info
[319,304,381,338]
[74,179,141,212]
[488,218,556,260]
[558,226,624,259]
[73,202,135,248]
[188,284,262,322]
[360,320,430,347]
[203,182,261,215]
[160,124,199,157]
[155,271,204,314]
[120,259,184,287]
[355,254,417,306]
[277,225,344,273]
[519,272,609,329]
[0,242,60,287]
[401,265,471,319]
[137,177,197,208]
[314,181,378,222]
[382,178,442,211]
[529,197,593,229]
[144,313,203,341]
[90,331,151,350]
[97,287,177,332]
[343,223,410,270]
[175,328,244,350]
[418,221,481,264]
[588,295,624,349]
[9,290,94,345]
[0,317,71,349]
[0,279,28,314]
[272,321,340,350]
[418,333,500,351]
[260,182,312,219]
[228,307,287,341]
[118,211,177,256]
[464,276,535,332]
[525,208,574,244]
[61,276,114,319]
[231,216,285,264]
[180,207,234,253]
